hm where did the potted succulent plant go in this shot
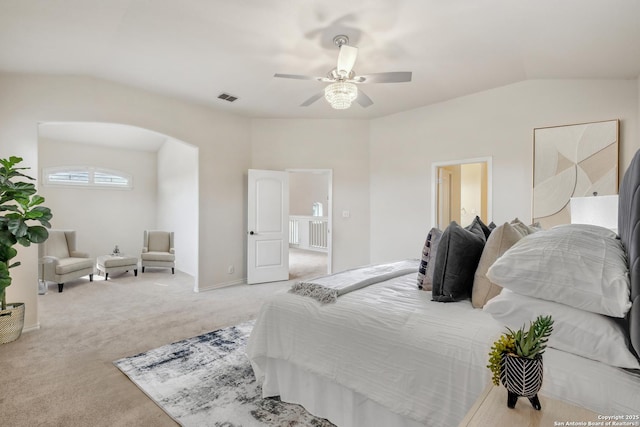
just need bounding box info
[0,156,52,344]
[487,315,554,410]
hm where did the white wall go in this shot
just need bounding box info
[0,73,250,329]
[370,79,639,264]
[289,172,329,216]
[5,73,639,330]
[250,119,370,273]
[157,138,198,278]
[37,138,156,260]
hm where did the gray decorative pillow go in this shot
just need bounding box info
[424,229,443,290]
[417,227,442,291]
[432,219,486,302]
[473,216,493,239]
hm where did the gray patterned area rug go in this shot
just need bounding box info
[114,321,334,427]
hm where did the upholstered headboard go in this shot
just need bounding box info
[618,149,640,359]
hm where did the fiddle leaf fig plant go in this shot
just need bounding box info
[0,156,52,310]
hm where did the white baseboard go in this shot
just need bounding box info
[22,323,41,333]
[197,278,246,292]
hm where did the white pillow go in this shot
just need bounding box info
[486,225,631,317]
[484,289,640,369]
[551,223,618,239]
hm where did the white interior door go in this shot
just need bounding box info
[247,169,289,284]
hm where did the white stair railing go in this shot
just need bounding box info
[289,218,300,245]
[289,215,328,252]
[309,220,328,249]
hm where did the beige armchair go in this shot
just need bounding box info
[141,230,175,273]
[39,230,94,293]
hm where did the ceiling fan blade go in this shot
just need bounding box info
[355,71,412,84]
[300,92,324,107]
[275,73,332,83]
[337,45,358,77]
[274,73,318,81]
[355,89,373,108]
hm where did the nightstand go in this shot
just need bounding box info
[459,385,600,426]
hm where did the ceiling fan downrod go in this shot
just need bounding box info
[332,35,349,48]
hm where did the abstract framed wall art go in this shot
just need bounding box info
[532,119,619,229]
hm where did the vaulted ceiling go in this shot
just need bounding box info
[2,0,639,119]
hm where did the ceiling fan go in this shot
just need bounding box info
[274,35,412,109]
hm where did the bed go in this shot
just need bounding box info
[247,150,640,427]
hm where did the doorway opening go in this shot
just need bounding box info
[432,157,492,229]
[287,169,332,280]
[37,121,199,290]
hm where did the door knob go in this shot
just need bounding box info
[249,231,255,235]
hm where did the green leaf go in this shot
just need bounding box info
[12,181,36,193]
[31,206,52,222]
[27,226,49,243]
[8,156,23,166]
[0,156,22,170]
[11,169,34,178]
[8,219,27,238]
[14,196,30,209]
[506,315,554,358]
[0,230,17,247]
[29,195,45,207]
[0,205,19,212]
[24,209,44,219]
[0,245,18,263]
[0,261,12,297]
[32,206,53,227]
[17,237,31,247]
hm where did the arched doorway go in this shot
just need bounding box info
[37,121,199,289]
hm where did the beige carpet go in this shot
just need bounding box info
[1,269,295,427]
[289,247,328,280]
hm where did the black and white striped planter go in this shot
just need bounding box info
[500,353,544,410]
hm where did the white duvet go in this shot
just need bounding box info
[247,273,640,425]
[247,273,503,424]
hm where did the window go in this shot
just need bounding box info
[43,166,132,189]
[47,170,90,185]
[93,171,130,186]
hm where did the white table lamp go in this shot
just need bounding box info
[570,194,619,233]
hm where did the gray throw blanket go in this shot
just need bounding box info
[290,259,419,304]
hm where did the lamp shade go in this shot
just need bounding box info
[570,195,618,232]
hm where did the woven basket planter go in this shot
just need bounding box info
[500,353,544,410]
[0,302,25,344]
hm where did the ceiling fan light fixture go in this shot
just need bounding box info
[324,81,358,109]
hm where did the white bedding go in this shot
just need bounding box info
[247,273,640,426]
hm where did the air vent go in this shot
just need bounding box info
[218,93,238,102]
